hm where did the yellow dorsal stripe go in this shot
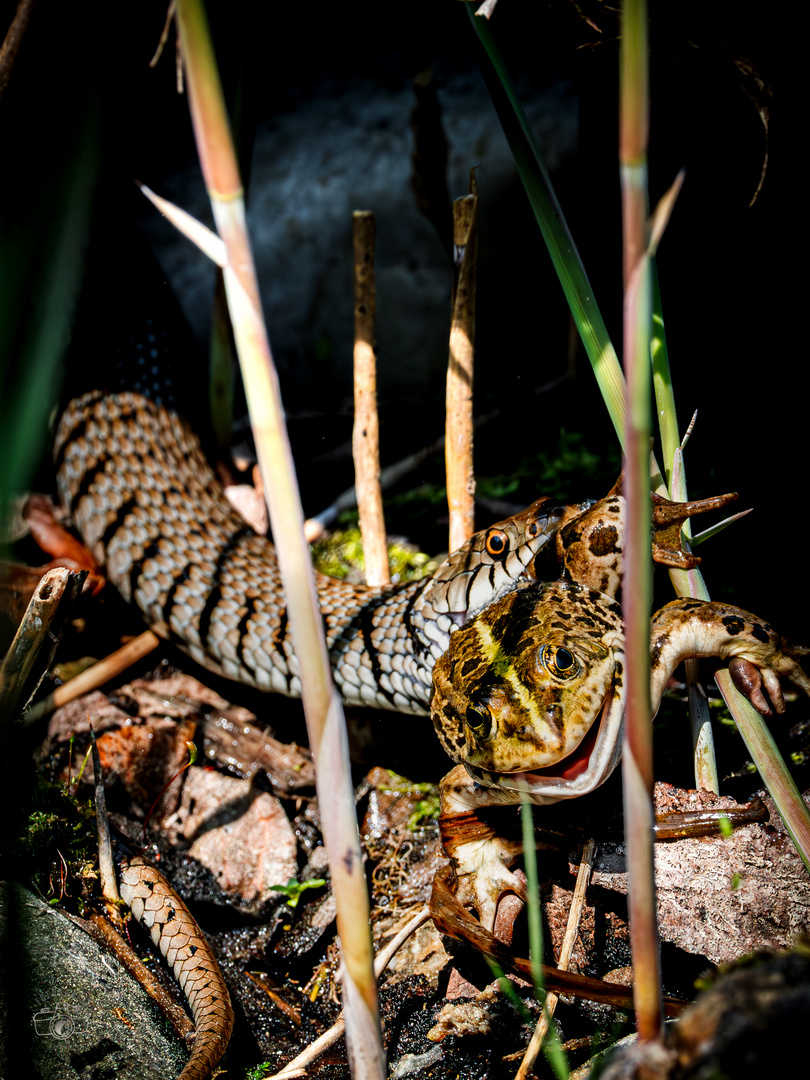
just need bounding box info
[474,620,546,729]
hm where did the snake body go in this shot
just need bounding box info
[118,855,235,1080]
[55,389,578,714]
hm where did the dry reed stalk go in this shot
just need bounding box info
[173,5,383,1073]
[352,210,389,586]
[446,188,478,551]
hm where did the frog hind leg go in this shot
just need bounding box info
[650,490,738,570]
[555,480,738,595]
[650,599,810,716]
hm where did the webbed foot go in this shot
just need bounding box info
[555,479,738,594]
[650,490,738,570]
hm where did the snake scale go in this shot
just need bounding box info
[55,387,575,712]
[118,856,235,1080]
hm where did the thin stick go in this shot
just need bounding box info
[74,912,195,1041]
[23,630,161,724]
[352,211,389,586]
[446,187,478,552]
[90,724,120,921]
[515,840,597,1079]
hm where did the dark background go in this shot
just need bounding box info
[1,0,800,637]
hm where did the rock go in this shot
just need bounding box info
[585,785,810,964]
[141,70,576,400]
[166,767,298,911]
[0,882,187,1080]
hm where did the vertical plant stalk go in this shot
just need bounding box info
[173,4,383,1075]
[620,0,662,1041]
[668,445,719,792]
[352,210,390,587]
[519,798,569,1079]
[446,190,478,551]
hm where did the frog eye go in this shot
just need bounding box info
[541,645,579,679]
[485,528,509,558]
[465,703,492,739]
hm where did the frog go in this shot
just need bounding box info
[429,481,810,930]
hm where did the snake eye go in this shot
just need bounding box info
[485,528,509,558]
[465,703,492,739]
[541,645,579,679]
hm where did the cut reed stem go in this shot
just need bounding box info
[352,210,389,587]
[446,186,478,551]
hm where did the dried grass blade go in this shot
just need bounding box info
[173,4,383,1074]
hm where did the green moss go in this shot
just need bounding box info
[311,524,440,583]
[17,776,98,907]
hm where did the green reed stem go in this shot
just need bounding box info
[619,0,663,1042]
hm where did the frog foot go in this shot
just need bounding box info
[438,764,526,932]
[555,480,738,594]
[650,490,738,570]
[728,647,810,715]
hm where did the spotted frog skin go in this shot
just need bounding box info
[430,486,810,928]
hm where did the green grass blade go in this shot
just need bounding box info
[467,8,626,446]
[0,113,98,514]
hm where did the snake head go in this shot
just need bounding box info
[409,497,588,663]
[430,581,626,803]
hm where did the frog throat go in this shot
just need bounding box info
[464,682,625,805]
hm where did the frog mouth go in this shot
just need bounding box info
[464,686,622,802]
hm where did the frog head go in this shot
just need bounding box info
[430,580,626,804]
